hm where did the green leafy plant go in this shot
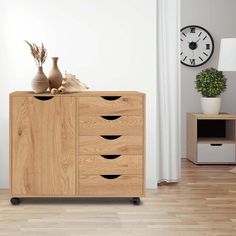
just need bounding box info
[195,68,227,97]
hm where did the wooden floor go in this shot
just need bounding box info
[1,159,236,236]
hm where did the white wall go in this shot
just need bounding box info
[181,0,236,158]
[0,0,157,188]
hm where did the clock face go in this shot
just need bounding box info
[180,25,214,67]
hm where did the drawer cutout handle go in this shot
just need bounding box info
[101,155,121,159]
[210,144,223,146]
[101,96,121,101]
[101,175,121,179]
[34,96,54,101]
[100,135,121,140]
[101,116,121,121]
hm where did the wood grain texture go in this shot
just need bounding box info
[191,113,236,119]
[10,91,145,97]
[79,155,142,175]
[11,96,76,196]
[1,160,236,235]
[187,113,198,163]
[78,175,143,197]
[79,116,143,135]
[198,138,236,144]
[78,96,143,115]
[142,94,146,194]
[79,136,143,155]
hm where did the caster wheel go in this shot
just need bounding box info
[10,198,20,205]
[132,197,140,205]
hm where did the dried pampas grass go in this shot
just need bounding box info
[25,41,47,67]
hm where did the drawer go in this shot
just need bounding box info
[78,96,143,116]
[198,144,236,163]
[79,136,143,154]
[79,116,143,135]
[79,175,143,197]
[79,155,143,175]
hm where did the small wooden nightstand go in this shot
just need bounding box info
[187,113,236,164]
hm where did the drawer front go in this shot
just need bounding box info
[198,144,236,163]
[79,136,143,154]
[79,155,143,175]
[78,96,143,115]
[79,116,143,135]
[79,175,143,196]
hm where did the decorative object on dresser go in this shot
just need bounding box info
[9,91,145,205]
[180,25,214,67]
[50,73,89,94]
[187,113,236,164]
[195,68,227,115]
[48,57,63,90]
[25,41,49,93]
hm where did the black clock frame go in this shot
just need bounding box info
[180,25,214,67]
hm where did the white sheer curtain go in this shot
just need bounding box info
[157,0,181,182]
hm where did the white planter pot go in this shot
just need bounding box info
[201,97,221,115]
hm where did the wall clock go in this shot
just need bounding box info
[180,25,214,67]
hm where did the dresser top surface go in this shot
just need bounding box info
[10,91,145,97]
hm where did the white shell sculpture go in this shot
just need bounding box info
[51,73,89,94]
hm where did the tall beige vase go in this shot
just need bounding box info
[31,66,49,93]
[48,57,63,90]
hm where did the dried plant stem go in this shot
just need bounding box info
[24,40,47,68]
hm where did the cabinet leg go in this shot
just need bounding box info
[132,197,140,205]
[10,198,20,205]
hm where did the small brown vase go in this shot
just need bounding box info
[48,57,63,90]
[31,66,49,93]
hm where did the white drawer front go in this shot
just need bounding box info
[198,144,235,163]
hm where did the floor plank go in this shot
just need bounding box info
[0,159,236,235]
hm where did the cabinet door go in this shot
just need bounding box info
[11,96,76,196]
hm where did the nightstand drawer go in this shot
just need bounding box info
[79,116,143,135]
[79,136,143,155]
[198,143,235,163]
[79,155,143,175]
[78,96,143,116]
[79,175,143,197]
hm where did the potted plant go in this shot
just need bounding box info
[195,67,227,114]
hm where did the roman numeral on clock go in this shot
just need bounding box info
[206,44,210,50]
[190,59,195,65]
[190,27,195,33]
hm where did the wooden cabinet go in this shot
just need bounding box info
[10,91,145,205]
[187,113,236,164]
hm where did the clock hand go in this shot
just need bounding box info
[195,38,201,43]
